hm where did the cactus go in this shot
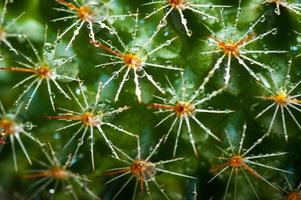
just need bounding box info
[0,0,301,200]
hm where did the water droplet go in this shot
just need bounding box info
[44,42,55,54]
[202,16,208,20]
[24,122,34,131]
[260,15,265,23]
[109,28,116,35]
[271,28,277,35]
[275,7,281,15]
[49,189,55,194]
[77,138,84,145]
[74,29,79,36]
[53,132,61,139]
[88,136,95,145]
[238,8,243,14]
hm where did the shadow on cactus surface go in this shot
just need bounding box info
[0,0,301,199]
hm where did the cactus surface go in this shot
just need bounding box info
[0,0,301,200]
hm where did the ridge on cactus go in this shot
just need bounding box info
[47,81,137,170]
[0,101,43,171]
[104,136,196,200]
[26,143,99,200]
[209,123,291,200]
[0,0,25,55]
[255,61,301,141]
[149,73,233,156]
